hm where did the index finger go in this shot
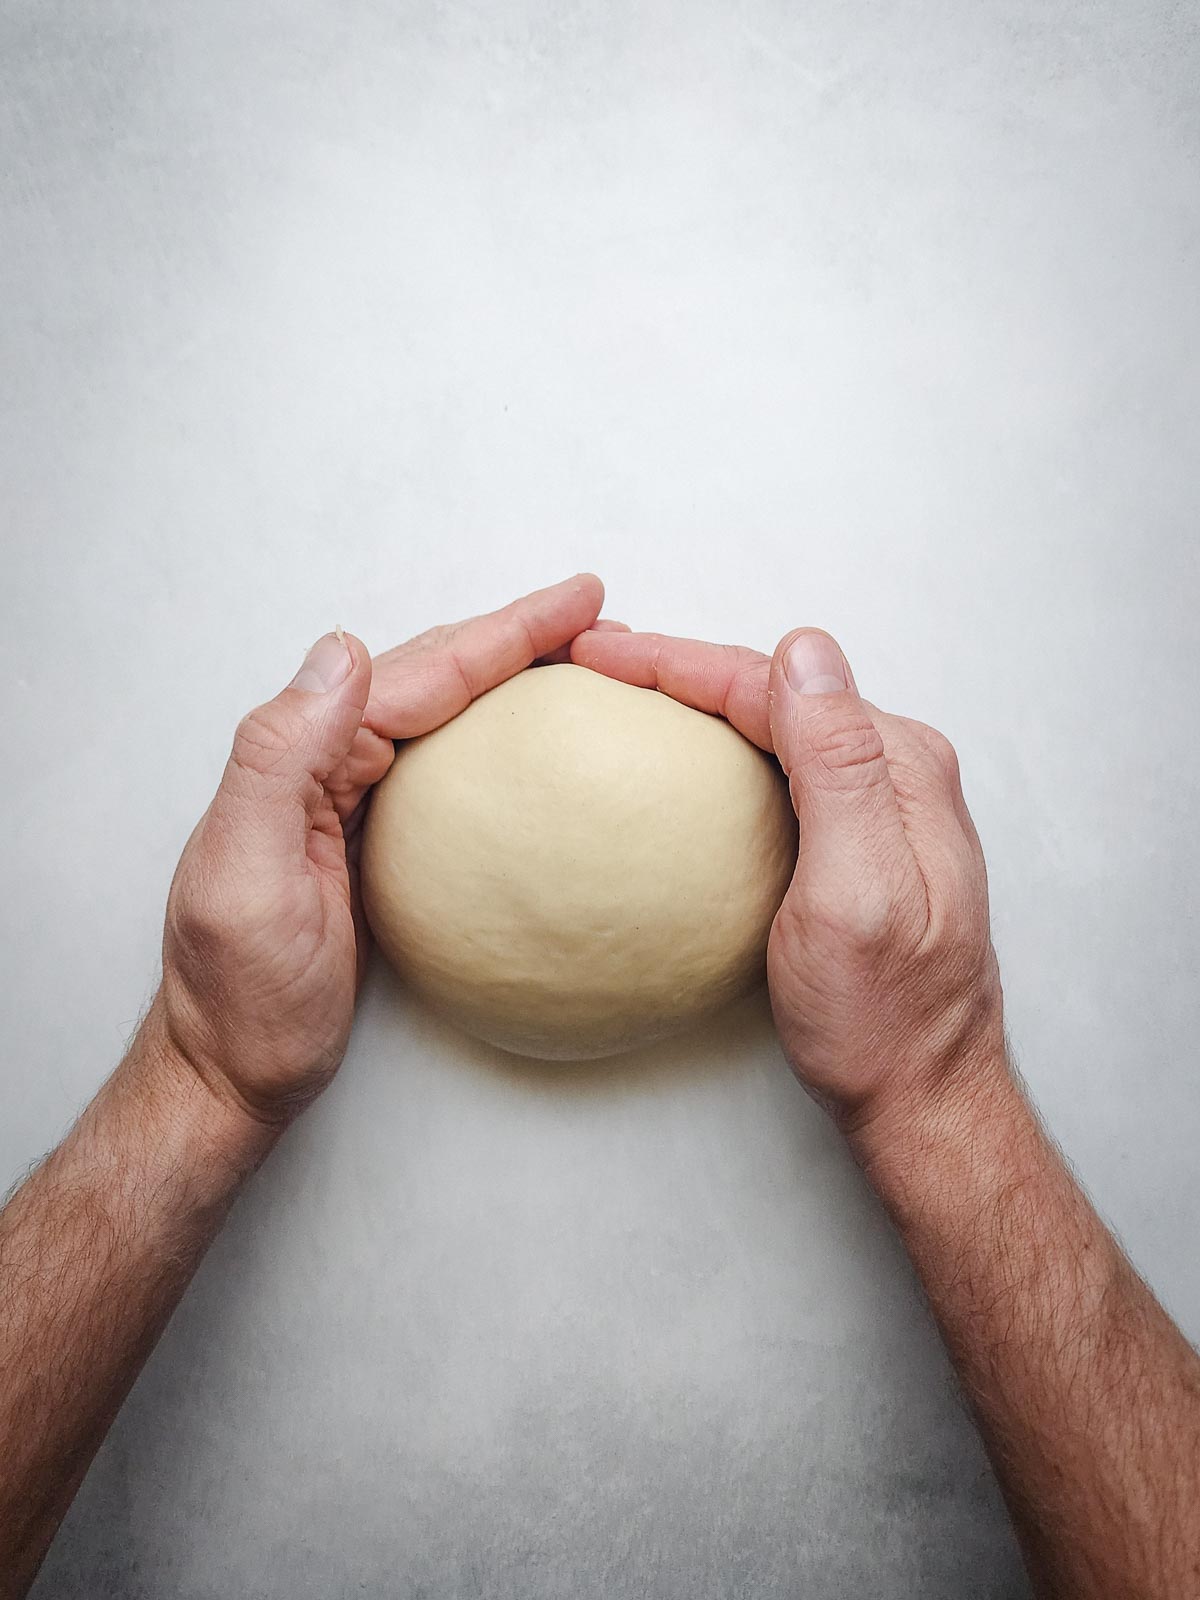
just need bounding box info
[364,573,605,740]
[570,628,773,750]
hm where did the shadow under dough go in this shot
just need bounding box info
[366,950,783,1103]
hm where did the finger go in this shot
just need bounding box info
[326,720,395,822]
[537,616,631,668]
[364,573,605,740]
[769,629,924,931]
[571,629,773,750]
[215,631,373,853]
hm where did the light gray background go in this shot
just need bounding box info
[2,2,1198,1596]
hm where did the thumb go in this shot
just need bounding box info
[220,631,373,836]
[769,629,909,886]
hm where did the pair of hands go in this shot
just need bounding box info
[151,575,1004,1147]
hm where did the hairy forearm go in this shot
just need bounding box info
[0,1001,276,1598]
[853,1058,1200,1598]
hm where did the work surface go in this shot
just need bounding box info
[3,3,1199,1596]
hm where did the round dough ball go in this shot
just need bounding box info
[361,663,796,1060]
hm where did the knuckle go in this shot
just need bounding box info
[790,869,922,961]
[842,888,904,954]
[232,705,293,781]
[924,728,961,784]
[512,611,539,660]
[726,651,765,694]
[166,868,230,963]
[906,719,961,786]
[918,874,991,959]
[167,862,279,970]
[409,620,461,655]
[799,712,888,789]
[845,876,928,956]
[396,624,481,700]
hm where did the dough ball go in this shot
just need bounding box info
[361,663,796,1061]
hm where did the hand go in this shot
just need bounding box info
[153,575,623,1128]
[571,625,1006,1135]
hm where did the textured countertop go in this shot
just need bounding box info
[3,3,1198,1595]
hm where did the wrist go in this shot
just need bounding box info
[120,999,283,1188]
[844,1036,1030,1224]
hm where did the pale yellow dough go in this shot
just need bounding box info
[361,663,797,1060]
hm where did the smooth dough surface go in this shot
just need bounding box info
[361,663,797,1060]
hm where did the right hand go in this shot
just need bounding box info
[571,625,1007,1139]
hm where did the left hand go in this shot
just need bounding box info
[151,575,621,1128]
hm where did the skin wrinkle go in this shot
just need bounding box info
[442,642,482,709]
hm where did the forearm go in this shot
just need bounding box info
[0,1001,277,1598]
[853,1057,1200,1598]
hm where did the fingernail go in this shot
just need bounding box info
[784,632,850,695]
[292,633,352,694]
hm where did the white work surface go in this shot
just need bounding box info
[3,3,1199,1596]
